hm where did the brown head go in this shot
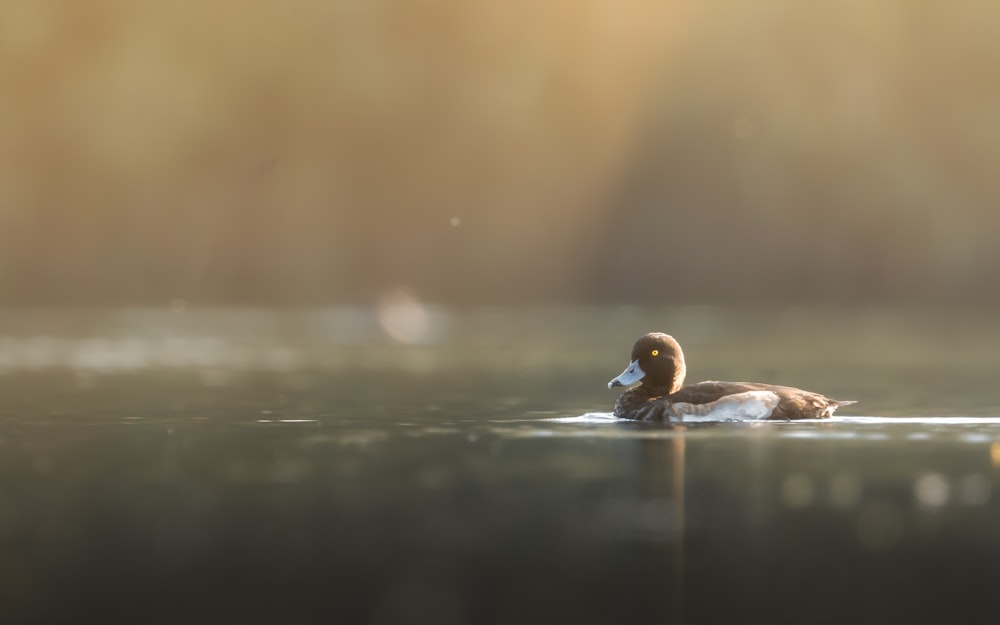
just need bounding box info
[608,332,687,393]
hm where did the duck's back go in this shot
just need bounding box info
[672,381,853,420]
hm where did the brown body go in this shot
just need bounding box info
[609,333,855,422]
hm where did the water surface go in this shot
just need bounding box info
[1,307,999,624]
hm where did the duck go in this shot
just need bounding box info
[608,332,855,422]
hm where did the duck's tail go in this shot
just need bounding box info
[825,399,857,417]
[812,398,857,419]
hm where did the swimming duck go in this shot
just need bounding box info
[608,333,855,422]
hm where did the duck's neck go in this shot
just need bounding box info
[673,360,686,393]
[637,384,667,399]
[641,361,685,395]
[640,380,682,397]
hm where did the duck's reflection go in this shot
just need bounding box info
[636,433,686,625]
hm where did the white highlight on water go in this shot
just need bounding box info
[550,413,1000,425]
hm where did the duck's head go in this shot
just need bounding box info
[608,332,686,392]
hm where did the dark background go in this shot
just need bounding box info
[3,1,998,306]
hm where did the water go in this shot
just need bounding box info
[2,307,1000,624]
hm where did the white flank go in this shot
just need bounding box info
[671,391,781,422]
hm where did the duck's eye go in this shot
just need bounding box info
[651,349,659,357]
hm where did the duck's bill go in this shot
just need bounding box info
[608,360,645,388]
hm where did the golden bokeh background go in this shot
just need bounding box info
[2,1,998,305]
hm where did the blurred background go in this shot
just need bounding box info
[6,7,1000,623]
[2,0,999,307]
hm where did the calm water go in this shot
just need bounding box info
[2,307,1000,624]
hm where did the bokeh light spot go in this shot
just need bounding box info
[377,288,432,344]
[990,442,1000,467]
[913,473,950,508]
[781,473,815,508]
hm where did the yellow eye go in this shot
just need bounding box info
[651,349,659,357]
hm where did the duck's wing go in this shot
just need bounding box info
[668,381,773,404]
[672,381,856,420]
